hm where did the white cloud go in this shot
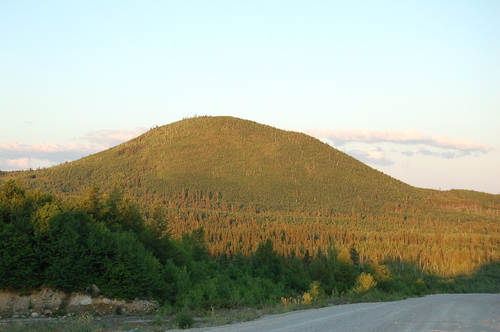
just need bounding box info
[346,147,394,166]
[305,129,493,152]
[307,128,496,171]
[366,148,387,160]
[4,158,30,169]
[84,128,148,146]
[0,127,148,171]
[0,142,105,154]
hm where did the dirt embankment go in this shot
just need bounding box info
[0,287,158,318]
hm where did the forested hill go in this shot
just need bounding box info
[1,116,499,217]
[1,116,499,292]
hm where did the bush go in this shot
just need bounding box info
[353,272,377,294]
[99,231,167,300]
[174,311,195,329]
[302,281,325,305]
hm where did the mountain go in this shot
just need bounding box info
[1,116,498,216]
[2,116,499,280]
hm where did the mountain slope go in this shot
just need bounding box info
[3,116,427,213]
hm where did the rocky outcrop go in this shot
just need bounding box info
[0,287,158,318]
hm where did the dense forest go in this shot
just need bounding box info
[1,116,499,318]
[1,181,498,311]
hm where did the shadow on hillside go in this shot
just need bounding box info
[452,261,500,293]
[384,261,500,296]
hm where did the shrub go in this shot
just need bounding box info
[302,281,324,305]
[414,278,428,295]
[61,313,100,332]
[302,291,313,305]
[353,272,377,294]
[174,311,195,329]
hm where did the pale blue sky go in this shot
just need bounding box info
[1,1,499,194]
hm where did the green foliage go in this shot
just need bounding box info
[38,210,90,290]
[414,278,428,295]
[253,238,284,282]
[173,311,195,329]
[99,231,167,300]
[329,248,360,294]
[367,259,392,282]
[102,184,145,233]
[282,255,310,292]
[0,181,167,300]
[181,227,210,262]
[0,181,40,290]
[454,262,500,293]
[365,259,393,293]
[0,222,39,290]
[302,281,324,305]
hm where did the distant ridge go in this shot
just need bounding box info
[1,116,498,214]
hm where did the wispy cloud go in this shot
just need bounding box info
[0,142,104,158]
[305,129,493,153]
[401,151,414,157]
[5,158,30,169]
[346,147,394,166]
[0,127,148,171]
[304,128,494,167]
[0,142,105,170]
[84,128,148,146]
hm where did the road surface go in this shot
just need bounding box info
[189,294,500,332]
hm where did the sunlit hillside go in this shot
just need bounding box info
[1,116,499,279]
[3,116,423,212]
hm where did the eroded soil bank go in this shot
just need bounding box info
[0,287,158,318]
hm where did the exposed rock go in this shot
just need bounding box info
[80,297,93,306]
[31,312,39,318]
[42,302,54,309]
[86,284,101,298]
[42,289,53,300]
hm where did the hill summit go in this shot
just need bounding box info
[10,116,422,213]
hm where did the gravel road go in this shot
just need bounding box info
[188,294,499,332]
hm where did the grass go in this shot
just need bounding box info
[0,314,99,332]
[199,307,265,327]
